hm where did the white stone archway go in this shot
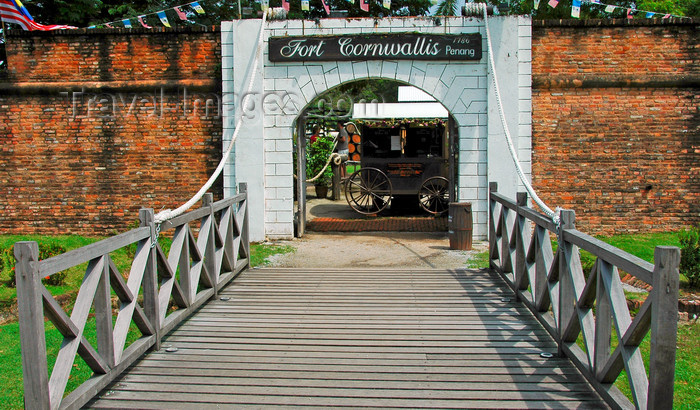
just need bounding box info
[221,16,532,242]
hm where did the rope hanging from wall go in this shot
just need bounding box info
[154,11,268,224]
[473,2,560,224]
[155,6,561,225]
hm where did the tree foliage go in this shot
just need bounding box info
[4,0,697,28]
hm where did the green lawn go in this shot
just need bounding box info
[487,230,697,408]
[0,234,293,409]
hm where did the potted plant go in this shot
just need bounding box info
[307,134,334,199]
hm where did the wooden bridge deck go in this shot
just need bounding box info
[87,268,606,409]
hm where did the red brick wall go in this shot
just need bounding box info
[532,19,699,235]
[0,28,223,235]
[0,21,698,236]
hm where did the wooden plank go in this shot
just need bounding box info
[15,242,51,409]
[87,267,603,409]
[39,227,150,277]
[562,229,653,284]
[648,246,680,409]
[118,373,595,391]
[90,391,605,408]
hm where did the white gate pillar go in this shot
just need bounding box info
[223,20,266,242]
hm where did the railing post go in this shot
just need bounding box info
[140,208,161,351]
[14,241,50,409]
[488,182,498,269]
[331,161,341,200]
[648,246,680,409]
[514,192,528,298]
[202,193,218,296]
[557,209,576,356]
[239,182,251,266]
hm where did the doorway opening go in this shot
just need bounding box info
[294,80,457,237]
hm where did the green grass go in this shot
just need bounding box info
[466,250,490,269]
[250,243,294,267]
[581,322,699,409]
[0,234,294,409]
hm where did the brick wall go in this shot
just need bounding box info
[0,20,698,236]
[0,28,223,235]
[532,19,699,235]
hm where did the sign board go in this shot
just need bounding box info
[269,33,482,62]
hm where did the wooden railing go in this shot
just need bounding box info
[14,185,250,410]
[489,183,680,410]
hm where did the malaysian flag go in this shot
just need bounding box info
[0,0,75,31]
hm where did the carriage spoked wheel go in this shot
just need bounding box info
[344,167,393,215]
[418,176,450,216]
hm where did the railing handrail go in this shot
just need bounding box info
[15,184,250,410]
[488,183,680,410]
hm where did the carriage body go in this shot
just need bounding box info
[344,119,451,215]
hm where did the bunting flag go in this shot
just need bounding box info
[320,0,330,15]
[548,0,558,9]
[282,0,290,12]
[534,0,540,9]
[174,6,188,20]
[157,11,171,27]
[360,0,369,12]
[191,1,205,14]
[138,15,151,28]
[261,0,269,12]
[588,0,686,20]
[122,18,132,28]
[571,0,581,18]
[0,0,76,30]
[383,0,391,9]
[105,22,114,28]
[301,0,309,11]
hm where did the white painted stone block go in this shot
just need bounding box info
[324,67,341,89]
[381,61,398,80]
[352,61,369,78]
[409,66,426,88]
[276,139,293,152]
[266,175,289,188]
[465,100,487,114]
[338,63,355,83]
[367,60,382,78]
[459,163,478,176]
[305,65,327,93]
[267,198,293,211]
[395,60,412,83]
[318,19,346,29]
[266,151,290,164]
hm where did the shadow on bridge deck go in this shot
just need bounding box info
[86,268,607,409]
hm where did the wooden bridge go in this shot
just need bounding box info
[14,184,680,409]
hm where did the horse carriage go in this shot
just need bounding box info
[343,117,451,216]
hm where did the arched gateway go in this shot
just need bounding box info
[221,16,532,242]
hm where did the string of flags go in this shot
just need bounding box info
[0,0,76,31]
[546,0,688,20]
[87,1,206,29]
[3,0,692,31]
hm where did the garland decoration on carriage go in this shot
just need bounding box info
[353,118,446,129]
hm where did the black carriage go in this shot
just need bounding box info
[343,120,451,216]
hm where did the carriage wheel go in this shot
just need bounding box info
[418,177,450,216]
[345,167,392,215]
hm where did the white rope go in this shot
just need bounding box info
[478,4,560,224]
[304,143,340,183]
[154,13,268,224]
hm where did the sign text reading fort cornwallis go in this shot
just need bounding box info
[268,33,482,62]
